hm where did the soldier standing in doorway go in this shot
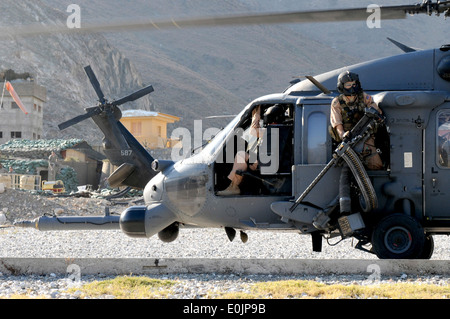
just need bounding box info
[329,71,384,215]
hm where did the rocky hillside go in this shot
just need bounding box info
[1,0,357,142]
[0,0,152,144]
[0,0,447,145]
[43,0,359,133]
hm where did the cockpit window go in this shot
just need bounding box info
[201,106,247,158]
[438,110,450,168]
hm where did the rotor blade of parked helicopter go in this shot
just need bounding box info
[58,107,101,130]
[0,4,434,38]
[84,65,106,105]
[111,85,154,107]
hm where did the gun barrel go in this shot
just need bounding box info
[14,215,121,231]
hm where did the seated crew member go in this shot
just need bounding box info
[217,104,285,196]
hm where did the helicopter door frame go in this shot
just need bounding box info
[424,106,450,221]
[292,98,341,208]
[293,97,335,165]
[213,100,295,196]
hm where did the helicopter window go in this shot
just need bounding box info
[202,107,246,158]
[438,110,450,168]
[213,103,294,195]
[307,112,327,164]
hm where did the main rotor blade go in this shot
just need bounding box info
[84,66,106,104]
[2,3,448,38]
[111,85,154,106]
[58,107,101,130]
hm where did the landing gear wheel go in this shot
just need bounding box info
[419,235,434,259]
[371,214,425,259]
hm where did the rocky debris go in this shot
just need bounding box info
[0,188,124,224]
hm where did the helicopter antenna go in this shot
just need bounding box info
[304,76,331,94]
[386,37,417,53]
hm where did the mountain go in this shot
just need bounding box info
[0,0,152,144]
[253,0,448,60]
[0,0,447,145]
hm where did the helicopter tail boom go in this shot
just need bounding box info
[59,65,157,189]
[92,114,157,189]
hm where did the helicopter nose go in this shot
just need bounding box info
[119,203,177,238]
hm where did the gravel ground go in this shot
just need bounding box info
[0,188,450,299]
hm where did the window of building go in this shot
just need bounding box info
[11,102,19,109]
[0,132,3,138]
[11,131,22,138]
[131,122,142,136]
[438,110,450,168]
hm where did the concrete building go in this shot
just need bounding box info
[0,80,46,144]
[120,110,180,149]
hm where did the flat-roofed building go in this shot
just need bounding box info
[120,110,180,149]
[0,80,46,144]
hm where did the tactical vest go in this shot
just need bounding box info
[338,93,366,131]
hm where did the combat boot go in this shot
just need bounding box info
[217,182,240,196]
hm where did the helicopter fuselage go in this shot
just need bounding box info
[120,46,450,259]
[18,46,450,259]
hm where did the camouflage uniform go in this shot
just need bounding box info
[329,71,385,216]
[330,92,383,170]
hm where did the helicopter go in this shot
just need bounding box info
[12,1,450,259]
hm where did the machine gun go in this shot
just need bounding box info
[290,107,386,215]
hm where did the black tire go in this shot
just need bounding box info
[419,235,434,259]
[371,214,425,259]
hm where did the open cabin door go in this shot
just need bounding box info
[424,107,450,221]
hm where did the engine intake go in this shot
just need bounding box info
[119,203,177,239]
[119,206,147,238]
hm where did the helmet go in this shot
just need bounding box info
[337,71,362,96]
[264,104,285,124]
